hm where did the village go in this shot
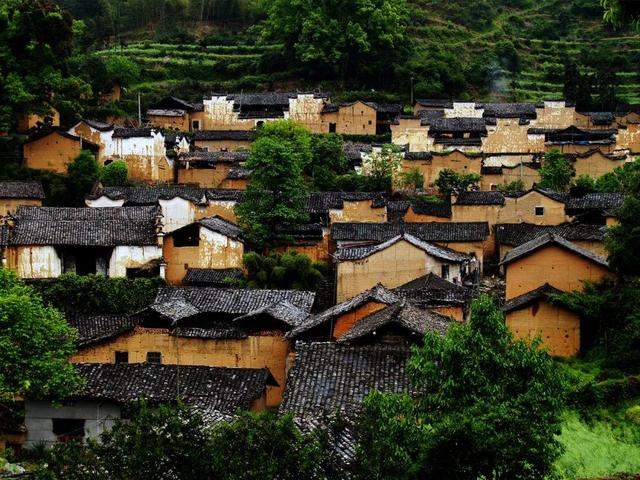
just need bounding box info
[0,90,634,465]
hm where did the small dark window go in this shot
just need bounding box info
[441,265,450,280]
[256,121,264,127]
[535,206,545,216]
[173,224,199,247]
[192,120,200,131]
[146,352,162,364]
[329,123,337,133]
[368,120,372,125]
[52,418,85,442]
[115,351,129,364]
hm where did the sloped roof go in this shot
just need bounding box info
[183,268,244,286]
[331,221,489,243]
[501,283,565,313]
[343,142,373,162]
[87,185,209,204]
[495,223,606,247]
[279,342,412,416]
[68,314,138,347]
[426,117,488,134]
[565,193,624,212]
[226,165,252,180]
[479,102,537,119]
[192,130,255,141]
[306,192,386,215]
[393,273,472,306]
[287,284,399,339]
[196,215,244,240]
[177,150,249,164]
[454,191,505,205]
[78,119,114,131]
[9,206,160,247]
[415,99,453,109]
[335,234,472,262]
[233,300,311,329]
[336,301,452,343]
[75,363,274,411]
[112,127,156,139]
[206,189,246,202]
[0,181,45,200]
[500,233,609,267]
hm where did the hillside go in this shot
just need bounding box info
[85,0,640,111]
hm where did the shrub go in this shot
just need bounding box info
[100,160,128,186]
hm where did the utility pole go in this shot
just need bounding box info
[410,76,414,106]
[138,93,142,126]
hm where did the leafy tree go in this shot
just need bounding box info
[606,195,640,276]
[66,150,101,206]
[365,144,403,192]
[595,157,640,193]
[241,251,327,291]
[602,0,640,31]
[0,0,90,131]
[261,0,411,86]
[100,160,128,186]
[235,120,311,249]
[538,149,575,192]
[355,295,566,479]
[496,179,525,194]
[570,174,596,197]
[397,168,425,190]
[435,168,482,196]
[0,268,81,400]
[306,133,349,190]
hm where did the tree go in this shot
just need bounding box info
[364,144,403,192]
[235,120,311,249]
[241,251,327,291]
[435,168,482,196]
[306,133,349,190]
[260,0,411,86]
[606,195,640,276]
[538,149,575,192]
[0,268,81,400]
[595,158,640,193]
[602,0,640,31]
[570,175,596,197]
[355,295,566,479]
[397,168,425,190]
[496,179,525,194]
[66,150,101,206]
[100,160,128,186]
[0,0,90,132]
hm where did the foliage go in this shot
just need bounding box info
[66,150,101,206]
[0,268,81,400]
[241,251,327,291]
[496,179,525,194]
[539,149,575,192]
[306,134,349,190]
[435,168,482,196]
[100,160,128,186]
[30,273,164,315]
[397,168,425,190]
[0,162,69,206]
[355,295,567,479]
[364,144,403,192]
[595,158,640,193]
[261,0,411,86]
[235,120,311,249]
[602,0,640,31]
[209,411,338,480]
[570,174,597,197]
[0,0,90,131]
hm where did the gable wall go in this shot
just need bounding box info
[23,133,83,174]
[332,300,388,339]
[177,163,232,188]
[329,200,387,224]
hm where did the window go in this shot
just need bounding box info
[192,120,200,131]
[535,206,545,216]
[202,146,209,152]
[441,264,450,280]
[146,351,162,364]
[490,184,497,191]
[52,418,85,442]
[368,120,372,125]
[329,123,336,133]
[172,224,199,247]
[115,351,129,364]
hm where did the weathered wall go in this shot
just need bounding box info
[480,165,541,191]
[7,246,62,278]
[23,133,83,174]
[399,151,482,189]
[147,114,190,131]
[483,119,545,153]
[433,305,464,322]
[505,244,611,299]
[329,200,387,224]
[289,95,325,133]
[547,143,615,155]
[201,96,257,130]
[164,228,244,284]
[0,198,41,217]
[506,300,580,356]
[391,118,432,152]
[193,139,252,151]
[108,245,163,278]
[499,239,607,261]
[572,152,626,179]
[158,197,197,233]
[616,123,640,152]
[70,327,288,407]
[17,110,60,133]
[177,164,232,188]
[444,102,482,118]
[534,102,577,129]
[332,301,388,338]
[402,208,449,223]
[336,240,462,303]
[330,102,377,135]
[69,123,114,161]
[500,192,569,225]
[218,178,249,190]
[85,197,125,208]
[109,132,174,183]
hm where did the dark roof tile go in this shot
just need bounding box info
[501,283,565,313]
[331,221,488,242]
[0,181,45,200]
[183,268,244,286]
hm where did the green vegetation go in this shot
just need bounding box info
[0,268,81,400]
[66,150,102,206]
[241,251,328,291]
[496,179,526,194]
[100,160,128,186]
[539,149,575,192]
[435,168,482,196]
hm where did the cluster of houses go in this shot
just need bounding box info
[0,93,632,465]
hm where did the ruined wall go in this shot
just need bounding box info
[336,240,462,303]
[7,246,62,278]
[163,228,244,284]
[505,244,612,299]
[483,119,545,153]
[23,133,83,174]
[329,200,387,224]
[332,301,388,339]
[108,245,162,278]
[147,114,189,131]
[506,300,580,357]
[70,327,290,407]
[0,198,41,217]
[616,123,640,152]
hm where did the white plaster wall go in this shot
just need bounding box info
[200,229,244,268]
[288,94,325,124]
[15,246,62,279]
[203,96,242,125]
[110,131,167,159]
[85,196,125,208]
[159,197,198,233]
[109,245,162,278]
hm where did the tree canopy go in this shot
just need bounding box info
[538,149,575,192]
[435,168,482,196]
[241,251,327,291]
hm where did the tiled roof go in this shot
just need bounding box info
[75,363,274,412]
[287,284,399,339]
[336,301,452,343]
[233,300,311,329]
[500,233,609,267]
[0,181,45,199]
[172,326,248,340]
[583,112,616,125]
[79,119,114,131]
[565,193,624,212]
[501,283,565,313]
[196,215,244,240]
[306,192,386,215]
[24,129,99,149]
[206,189,246,202]
[393,273,472,306]
[495,223,606,247]
[426,117,487,134]
[193,130,255,141]
[0,224,9,247]
[111,127,155,138]
[147,108,187,117]
[415,99,453,109]
[177,151,249,164]
[279,342,412,416]
[9,206,159,247]
[226,165,252,180]
[343,142,373,161]
[87,185,209,204]
[510,188,569,204]
[331,221,489,243]
[153,287,315,320]
[183,268,244,286]
[68,314,137,347]
[479,103,537,119]
[454,191,505,205]
[335,234,472,262]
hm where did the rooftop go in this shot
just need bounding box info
[500,233,609,267]
[331,221,488,243]
[0,181,45,200]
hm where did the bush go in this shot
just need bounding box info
[100,160,128,186]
